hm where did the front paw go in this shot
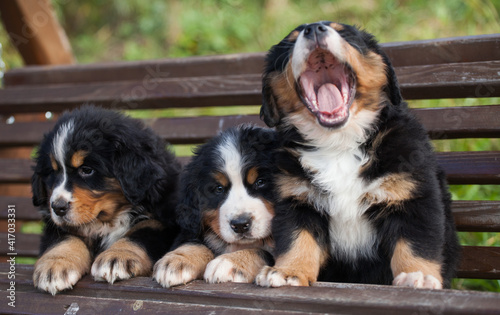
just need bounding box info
[91,243,152,284]
[393,271,443,289]
[34,256,87,295]
[255,266,310,287]
[204,254,257,283]
[153,253,201,288]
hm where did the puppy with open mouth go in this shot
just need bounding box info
[256,21,460,289]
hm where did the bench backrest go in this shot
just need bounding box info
[0,34,499,280]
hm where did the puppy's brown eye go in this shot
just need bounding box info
[255,178,266,189]
[214,185,225,195]
[78,166,94,178]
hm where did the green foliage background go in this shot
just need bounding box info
[1,0,499,291]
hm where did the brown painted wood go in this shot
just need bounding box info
[3,34,498,86]
[0,196,40,221]
[0,233,39,257]
[1,151,499,184]
[382,34,500,67]
[458,246,500,279]
[1,61,499,114]
[412,105,500,140]
[0,74,263,114]
[3,53,265,86]
[0,0,74,65]
[1,263,499,315]
[452,201,500,232]
[437,151,500,185]
[397,61,500,100]
[0,105,499,148]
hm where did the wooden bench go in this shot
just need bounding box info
[0,34,499,313]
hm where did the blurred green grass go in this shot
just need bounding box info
[2,0,499,291]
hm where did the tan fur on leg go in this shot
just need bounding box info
[391,239,443,289]
[204,249,268,283]
[256,230,326,287]
[91,238,152,284]
[33,236,91,295]
[153,244,214,288]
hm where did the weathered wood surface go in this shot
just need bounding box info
[1,105,499,147]
[1,60,499,114]
[0,263,499,315]
[3,34,499,86]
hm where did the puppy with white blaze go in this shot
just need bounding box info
[31,106,180,295]
[256,21,460,289]
[153,125,277,287]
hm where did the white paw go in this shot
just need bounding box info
[255,266,306,287]
[91,259,131,284]
[204,256,250,283]
[34,260,85,295]
[91,249,151,284]
[393,271,443,289]
[153,253,199,288]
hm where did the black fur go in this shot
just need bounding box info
[32,105,180,271]
[260,22,460,288]
[173,125,278,254]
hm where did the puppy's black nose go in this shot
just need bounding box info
[304,23,328,39]
[230,215,252,234]
[51,199,70,216]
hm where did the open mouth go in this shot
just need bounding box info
[297,49,356,128]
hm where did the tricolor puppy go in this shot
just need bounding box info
[31,106,180,295]
[154,125,276,287]
[256,22,460,289]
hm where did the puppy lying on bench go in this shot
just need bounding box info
[154,125,277,287]
[257,21,460,289]
[31,106,180,295]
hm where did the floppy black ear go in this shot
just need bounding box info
[260,82,281,127]
[382,53,403,106]
[113,147,167,207]
[31,172,48,207]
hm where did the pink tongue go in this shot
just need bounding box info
[317,83,343,114]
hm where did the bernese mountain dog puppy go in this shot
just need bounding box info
[153,125,277,287]
[31,106,180,295]
[256,22,460,289]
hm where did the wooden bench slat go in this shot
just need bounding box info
[1,105,499,147]
[0,196,40,221]
[2,197,498,233]
[382,33,500,67]
[413,105,500,140]
[438,151,500,185]
[1,263,499,314]
[1,151,499,184]
[1,60,499,114]
[0,232,39,256]
[458,246,500,279]
[452,201,500,232]
[397,60,500,100]
[3,34,499,87]
[0,74,263,114]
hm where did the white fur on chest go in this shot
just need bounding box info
[295,117,379,261]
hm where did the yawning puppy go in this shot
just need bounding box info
[153,125,277,287]
[256,22,460,289]
[31,106,180,295]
